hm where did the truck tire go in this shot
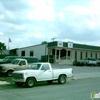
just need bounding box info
[58,75,66,84]
[26,78,36,87]
[6,70,13,77]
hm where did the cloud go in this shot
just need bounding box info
[27,33,44,38]
[0,0,56,49]
[89,0,100,15]
[55,0,100,44]
[0,0,33,25]
[1,0,100,49]
[0,0,30,11]
[58,12,65,20]
[14,25,25,30]
[27,0,55,21]
[0,32,3,35]
[64,6,89,15]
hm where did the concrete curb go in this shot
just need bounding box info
[0,78,10,85]
[0,81,10,85]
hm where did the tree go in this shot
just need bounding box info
[0,42,6,50]
[41,41,48,44]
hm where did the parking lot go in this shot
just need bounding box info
[0,64,100,100]
[52,64,100,79]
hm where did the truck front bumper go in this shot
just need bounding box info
[12,73,26,82]
[0,70,6,75]
[12,78,25,83]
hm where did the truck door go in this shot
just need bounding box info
[37,64,53,81]
[15,61,27,71]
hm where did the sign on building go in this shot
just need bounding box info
[57,41,63,47]
[68,42,73,48]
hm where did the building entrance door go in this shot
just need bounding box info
[68,51,71,59]
[61,49,66,59]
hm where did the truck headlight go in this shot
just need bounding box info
[25,72,28,75]
[19,74,24,78]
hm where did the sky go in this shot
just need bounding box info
[0,0,100,49]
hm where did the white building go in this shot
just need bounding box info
[16,41,100,64]
[17,44,48,62]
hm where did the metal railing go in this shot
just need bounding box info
[55,56,74,64]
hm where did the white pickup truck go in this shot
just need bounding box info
[0,58,30,77]
[12,62,73,87]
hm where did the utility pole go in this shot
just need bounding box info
[51,38,56,41]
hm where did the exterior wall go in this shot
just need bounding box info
[71,49,100,60]
[97,51,100,58]
[82,51,86,59]
[31,44,47,60]
[0,50,9,55]
[71,49,75,60]
[48,46,100,63]
[17,44,48,60]
[77,50,80,60]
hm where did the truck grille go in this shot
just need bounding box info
[12,73,24,79]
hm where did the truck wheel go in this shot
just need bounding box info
[6,70,13,77]
[58,75,66,84]
[26,78,36,87]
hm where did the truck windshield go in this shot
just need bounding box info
[3,57,9,62]
[29,64,41,70]
[11,59,19,65]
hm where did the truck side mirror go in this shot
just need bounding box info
[41,67,46,71]
[19,63,23,66]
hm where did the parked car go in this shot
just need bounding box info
[96,58,100,66]
[12,62,73,87]
[84,58,97,66]
[73,59,84,66]
[0,56,21,64]
[0,58,39,77]
[21,56,39,63]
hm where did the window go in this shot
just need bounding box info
[80,51,82,60]
[75,51,77,59]
[86,52,88,58]
[68,51,70,57]
[30,51,34,56]
[41,64,50,70]
[19,61,26,65]
[95,53,97,59]
[11,59,19,65]
[3,56,9,61]
[90,52,92,57]
[21,51,25,56]
[29,64,41,70]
